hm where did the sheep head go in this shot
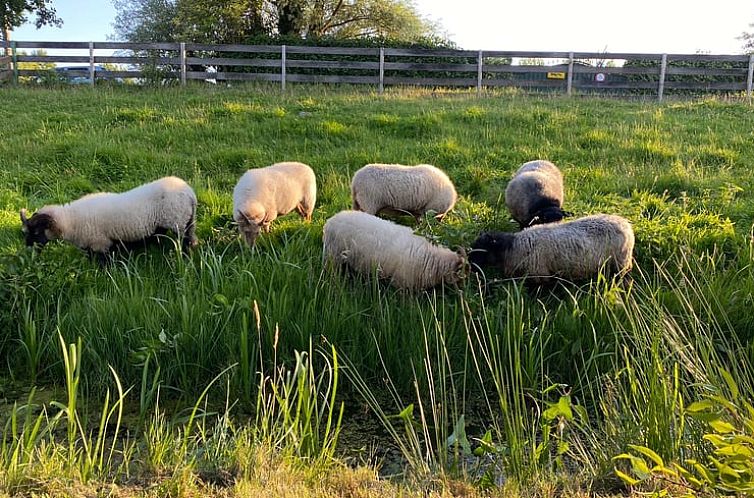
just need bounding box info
[469,232,514,269]
[235,206,266,246]
[20,209,60,248]
[445,247,469,285]
[529,206,570,226]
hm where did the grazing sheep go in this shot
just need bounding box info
[469,214,634,283]
[351,163,457,221]
[233,161,316,246]
[505,160,569,228]
[323,210,465,291]
[20,176,198,259]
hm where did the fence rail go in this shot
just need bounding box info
[5,41,754,100]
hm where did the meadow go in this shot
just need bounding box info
[1,84,754,497]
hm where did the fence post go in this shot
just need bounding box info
[566,51,574,95]
[477,50,483,96]
[379,47,384,95]
[180,42,187,86]
[281,44,286,91]
[11,40,17,85]
[658,54,667,102]
[89,41,95,86]
[747,53,754,102]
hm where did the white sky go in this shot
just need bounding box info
[10,0,754,55]
[413,0,753,54]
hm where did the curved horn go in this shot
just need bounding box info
[20,209,29,225]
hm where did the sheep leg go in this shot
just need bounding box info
[181,220,198,252]
[262,222,272,233]
[88,248,114,266]
[296,202,313,222]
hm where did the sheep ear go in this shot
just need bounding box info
[20,209,29,226]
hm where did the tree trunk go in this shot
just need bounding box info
[277,1,305,37]
[2,26,9,57]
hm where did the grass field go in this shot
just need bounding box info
[1,84,754,497]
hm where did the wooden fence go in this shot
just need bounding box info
[0,53,11,82]
[6,40,754,101]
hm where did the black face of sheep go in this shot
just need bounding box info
[529,206,572,226]
[20,209,57,248]
[469,232,514,269]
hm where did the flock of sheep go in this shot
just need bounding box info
[19,160,635,289]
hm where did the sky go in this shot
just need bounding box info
[10,0,754,55]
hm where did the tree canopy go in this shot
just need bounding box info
[112,0,445,44]
[1,0,61,34]
[741,23,754,54]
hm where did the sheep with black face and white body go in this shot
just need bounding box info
[469,214,634,284]
[351,163,457,222]
[505,160,569,228]
[20,176,198,260]
[233,161,317,246]
[323,210,465,291]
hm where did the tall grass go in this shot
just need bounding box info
[1,85,754,494]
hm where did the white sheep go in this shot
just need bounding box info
[20,176,198,259]
[505,160,569,228]
[469,214,634,283]
[351,163,457,221]
[323,210,465,291]
[233,161,316,246]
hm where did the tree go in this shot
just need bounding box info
[1,1,62,52]
[112,0,178,42]
[741,23,754,54]
[112,0,443,44]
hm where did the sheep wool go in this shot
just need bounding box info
[233,161,317,246]
[469,214,634,283]
[351,163,457,221]
[323,210,464,291]
[505,160,567,228]
[20,176,198,254]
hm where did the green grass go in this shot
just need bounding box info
[1,84,754,496]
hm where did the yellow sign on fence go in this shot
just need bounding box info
[546,72,566,80]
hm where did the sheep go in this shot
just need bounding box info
[468,214,634,284]
[505,160,570,228]
[233,161,316,246]
[20,176,198,260]
[351,163,457,222]
[322,210,465,291]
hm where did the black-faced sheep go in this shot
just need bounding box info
[351,163,457,222]
[233,161,317,246]
[469,214,634,283]
[323,210,465,291]
[505,160,569,228]
[20,176,198,259]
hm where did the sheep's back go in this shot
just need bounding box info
[323,211,454,289]
[352,164,453,212]
[234,162,315,216]
[511,214,633,279]
[505,162,564,224]
[66,177,195,241]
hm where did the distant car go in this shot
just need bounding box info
[55,65,122,84]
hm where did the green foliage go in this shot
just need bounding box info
[0,0,61,31]
[112,0,446,44]
[614,371,754,496]
[624,57,749,96]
